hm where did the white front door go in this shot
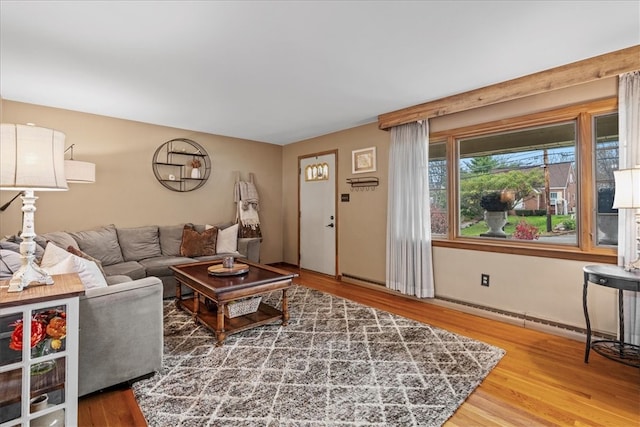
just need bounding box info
[299,153,336,276]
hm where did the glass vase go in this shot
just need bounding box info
[31,340,56,376]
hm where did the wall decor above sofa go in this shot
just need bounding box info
[152,138,211,192]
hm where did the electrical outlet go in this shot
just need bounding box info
[481,274,490,287]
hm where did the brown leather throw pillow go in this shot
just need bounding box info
[180,225,217,257]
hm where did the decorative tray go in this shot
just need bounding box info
[208,263,250,276]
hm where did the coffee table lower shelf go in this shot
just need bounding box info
[178,297,284,344]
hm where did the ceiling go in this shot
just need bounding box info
[1,1,638,145]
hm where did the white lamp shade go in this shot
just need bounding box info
[65,159,96,183]
[0,124,68,191]
[613,167,640,209]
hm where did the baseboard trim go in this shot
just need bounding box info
[341,273,386,286]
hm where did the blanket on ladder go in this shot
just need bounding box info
[234,174,262,238]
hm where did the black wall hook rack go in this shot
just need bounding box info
[346,176,379,190]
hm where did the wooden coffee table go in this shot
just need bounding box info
[170,259,298,346]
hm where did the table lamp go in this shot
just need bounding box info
[613,166,640,271]
[0,123,69,292]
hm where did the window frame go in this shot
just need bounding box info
[428,140,449,237]
[429,98,618,263]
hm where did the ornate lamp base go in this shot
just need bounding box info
[7,190,54,292]
[7,259,53,292]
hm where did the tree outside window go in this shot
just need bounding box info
[458,122,579,244]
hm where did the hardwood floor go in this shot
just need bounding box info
[78,267,640,426]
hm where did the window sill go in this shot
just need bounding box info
[432,238,617,264]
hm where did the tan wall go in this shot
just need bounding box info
[283,77,620,335]
[433,248,618,334]
[0,100,284,264]
[282,123,389,282]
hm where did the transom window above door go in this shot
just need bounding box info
[305,163,329,181]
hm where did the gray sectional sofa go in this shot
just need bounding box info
[32,222,261,298]
[0,222,261,397]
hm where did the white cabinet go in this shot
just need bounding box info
[0,273,84,426]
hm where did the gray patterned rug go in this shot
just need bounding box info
[133,286,505,426]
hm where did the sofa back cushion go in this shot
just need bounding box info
[117,226,162,261]
[158,224,187,256]
[38,231,79,252]
[69,224,124,266]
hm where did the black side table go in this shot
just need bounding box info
[583,265,640,368]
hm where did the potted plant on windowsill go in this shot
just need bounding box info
[480,190,514,238]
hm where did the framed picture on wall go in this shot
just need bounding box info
[352,147,376,174]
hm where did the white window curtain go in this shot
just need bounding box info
[618,71,640,345]
[386,121,434,298]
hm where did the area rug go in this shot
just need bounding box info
[133,286,505,426]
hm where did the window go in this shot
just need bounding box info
[593,113,619,247]
[305,162,329,181]
[458,121,577,245]
[429,142,447,235]
[428,99,619,262]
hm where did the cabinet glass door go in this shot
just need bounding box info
[0,303,68,425]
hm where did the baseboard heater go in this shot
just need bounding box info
[434,296,615,341]
[341,272,615,342]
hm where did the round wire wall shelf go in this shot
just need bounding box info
[152,138,211,192]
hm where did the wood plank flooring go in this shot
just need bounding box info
[78,267,640,426]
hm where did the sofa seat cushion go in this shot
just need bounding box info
[139,256,197,277]
[117,226,162,261]
[69,224,124,266]
[103,261,145,280]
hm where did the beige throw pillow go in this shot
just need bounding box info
[216,223,239,254]
[40,243,108,289]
